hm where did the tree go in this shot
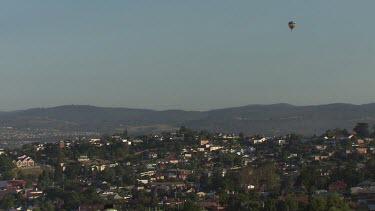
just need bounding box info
[323,128,348,137]
[63,191,81,210]
[353,123,369,137]
[54,164,64,182]
[0,155,15,180]
[371,125,375,137]
[285,197,298,211]
[65,163,82,180]
[81,187,103,204]
[182,200,202,211]
[239,132,245,139]
[365,158,375,180]
[264,199,277,211]
[309,196,327,211]
[240,166,256,186]
[256,162,279,191]
[0,194,15,209]
[122,129,128,138]
[308,194,351,211]
[99,168,116,182]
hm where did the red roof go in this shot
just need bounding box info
[329,181,347,188]
[8,180,26,187]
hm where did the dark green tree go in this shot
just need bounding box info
[122,129,128,138]
[41,202,55,211]
[182,200,202,211]
[54,164,64,182]
[0,194,15,209]
[353,123,369,137]
[0,154,15,179]
[308,194,351,211]
[365,158,375,180]
[264,199,277,211]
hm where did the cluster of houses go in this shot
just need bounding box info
[0,179,46,210]
[2,131,375,210]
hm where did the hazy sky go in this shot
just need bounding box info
[1,1,375,111]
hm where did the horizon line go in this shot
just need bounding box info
[1,102,373,113]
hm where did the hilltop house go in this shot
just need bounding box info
[13,156,35,168]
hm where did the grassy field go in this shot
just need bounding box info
[13,166,54,178]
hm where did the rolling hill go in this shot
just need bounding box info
[0,103,375,135]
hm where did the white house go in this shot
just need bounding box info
[253,137,267,144]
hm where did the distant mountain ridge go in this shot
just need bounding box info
[1,103,375,135]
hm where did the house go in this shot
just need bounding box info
[140,171,155,177]
[288,154,298,159]
[199,198,225,210]
[311,155,329,161]
[26,189,44,202]
[107,163,118,168]
[277,140,286,146]
[112,193,123,200]
[241,184,255,191]
[177,170,191,180]
[252,137,267,144]
[59,140,65,149]
[78,155,90,162]
[315,145,327,150]
[357,180,375,188]
[59,140,73,149]
[169,159,179,164]
[122,139,132,145]
[328,181,347,193]
[184,153,192,158]
[137,179,149,184]
[149,152,158,159]
[14,156,35,168]
[132,139,144,144]
[357,139,365,145]
[210,146,222,151]
[351,181,375,194]
[356,147,368,154]
[0,180,26,194]
[223,133,236,139]
[91,164,106,172]
[34,143,45,151]
[154,173,165,180]
[90,138,101,143]
[200,140,209,146]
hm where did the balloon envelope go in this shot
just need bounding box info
[288,21,296,30]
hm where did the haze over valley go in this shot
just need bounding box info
[1,103,375,142]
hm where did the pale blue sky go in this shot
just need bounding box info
[1,1,375,111]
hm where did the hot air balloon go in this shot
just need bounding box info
[288,21,296,31]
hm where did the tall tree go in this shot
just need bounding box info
[353,123,369,137]
[0,155,15,180]
[122,129,128,138]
